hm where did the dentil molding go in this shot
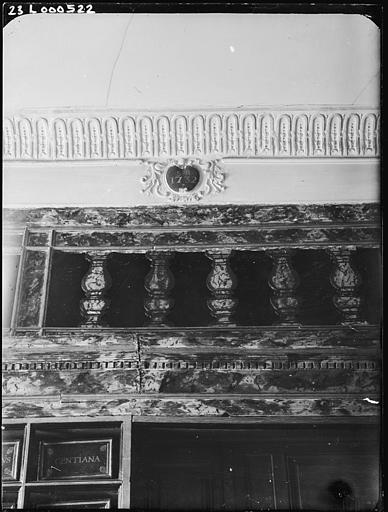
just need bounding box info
[3,107,379,161]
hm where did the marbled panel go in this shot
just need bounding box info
[53,227,379,249]
[2,333,138,354]
[141,369,379,394]
[16,250,48,327]
[3,204,380,229]
[2,370,140,396]
[137,326,379,350]
[2,327,379,356]
[27,231,50,247]
[2,396,380,419]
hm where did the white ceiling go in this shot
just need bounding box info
[3,13,380,112]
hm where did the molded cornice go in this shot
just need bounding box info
[3,107,379,161]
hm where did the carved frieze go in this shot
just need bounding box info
[123,117,137,158]
[19,118,33,159]
[3,108,380,161]
[71,119,85,159]
[312,114,325,155]
[37,118,50,159]
[294,114,308,156]
[278,115,292,155]
[106,118,119,159]
[363,114,378,155]
[88,118,103,158]
[54,118,68,159]
[329,114,342,156]
[3,119,16,159]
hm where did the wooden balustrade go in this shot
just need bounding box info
[205,249,238,325]
[80,252,112,327]
[327,248,362,324]
[267,249,300,325]
[144,251,175,326]
[75,248,371,328]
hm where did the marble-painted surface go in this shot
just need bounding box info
[3,327,379,407]
[4,204,379,229]
[2,396,380,419]
[136,326,379,350]
[141,369,379,394]
[2,332,138,352]
[2,364,378,397]
[3,370,140,395]
[17,250,48,327]
[2,326,379,354]
[52,226,379,249]
[27,231,50,247]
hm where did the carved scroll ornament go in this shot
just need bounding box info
[141,158,226,202]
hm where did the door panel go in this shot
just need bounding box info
[287,453,380,511]
[131,424,380,511]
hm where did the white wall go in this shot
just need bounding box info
[3,160,379,207]
[4,13,380,111]
[3,13,380,207]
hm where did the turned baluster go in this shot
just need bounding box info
[144,251,175,326]
[206,249,238,325]
[80,252,112,327]
[327,247,363,324]
[268,249,300,325]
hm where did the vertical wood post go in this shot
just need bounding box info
[119,417,133,509]
[328,247,363,324]
[80,251,112,327]
[144,251,175,326]
[268,249,300,325]
[206,249,238,325]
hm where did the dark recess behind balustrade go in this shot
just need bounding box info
[44,249,381,328]
[45,252,89,327]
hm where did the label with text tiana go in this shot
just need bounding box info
[38,439,112,480]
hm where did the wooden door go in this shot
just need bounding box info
[130,424,380,511]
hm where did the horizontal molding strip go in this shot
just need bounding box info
[1,395,380,419]
[1,393,380,401]
[1,359,378,372]
[3,107,380,161]
[3,204,380,229]
[1,416,379,424]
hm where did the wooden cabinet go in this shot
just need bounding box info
[130,423,380,511]
[2,421,380,510]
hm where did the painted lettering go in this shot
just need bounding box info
[54,455,101,465]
